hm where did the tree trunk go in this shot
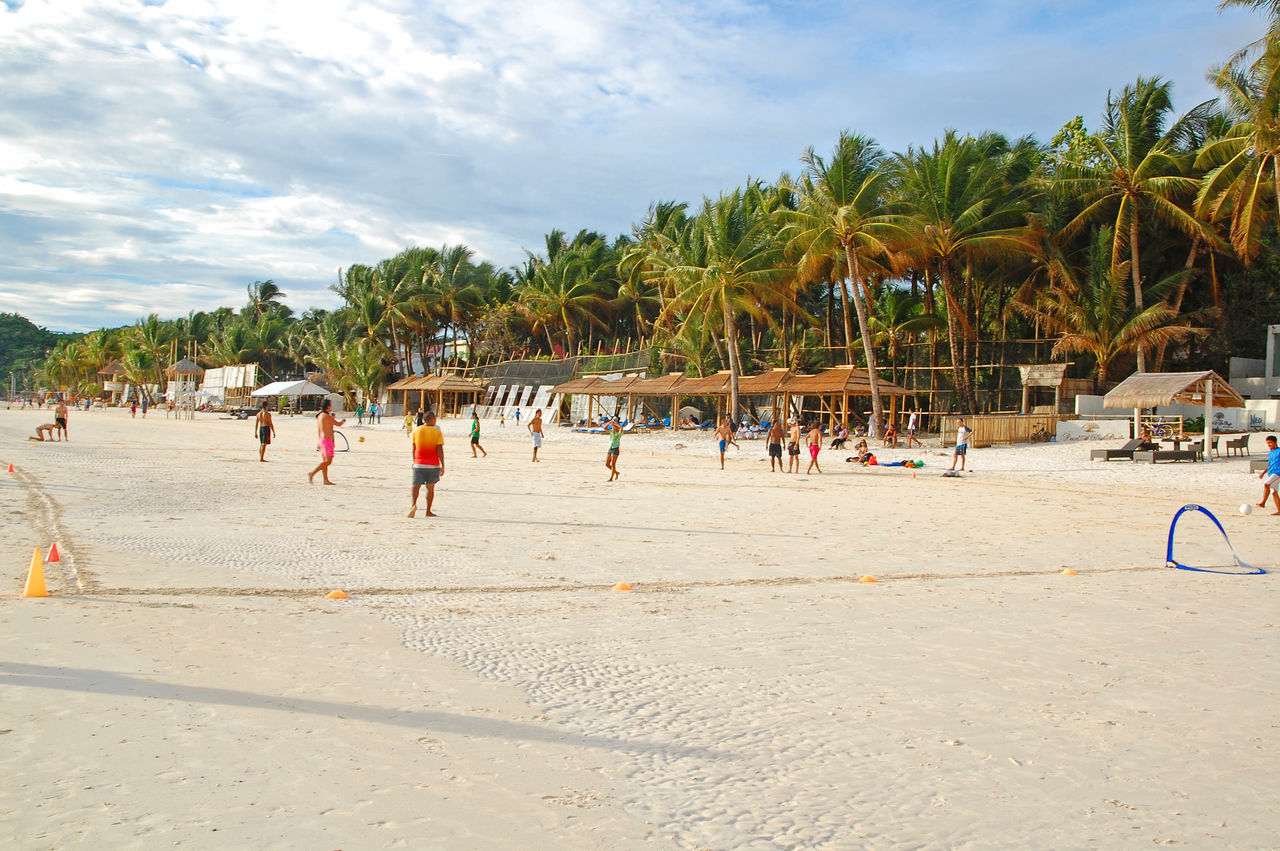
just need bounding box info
[838,276,856,364]
[1129,212,1146,372]
[938,263,975,414]
[723,293,742,422]
[845,246,884,437]
[1154,235,1201,371]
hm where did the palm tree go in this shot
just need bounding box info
[894,132,1038,414]
[1053,77,1213,371]
[784,132,901,435]
[517,247,608,354]
[1197,36,1280,261]
[245,280,287,319]
[1016,229,1204,389]
[658,189,787,420]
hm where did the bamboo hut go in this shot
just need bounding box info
[1103,371,1246,461]
[782,366,913,431]
[387,374,485,417]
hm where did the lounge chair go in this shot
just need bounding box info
[1133,448,1203,463]
[1090,439,1144,461]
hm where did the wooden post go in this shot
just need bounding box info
[1204,378,1213,462]
[1021,383,1030,415]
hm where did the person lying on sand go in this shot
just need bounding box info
[28,423,59,441]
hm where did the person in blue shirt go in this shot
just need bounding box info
[1258,434,1280,515]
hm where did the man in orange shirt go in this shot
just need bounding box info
[409,410,445,517]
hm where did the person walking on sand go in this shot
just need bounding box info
[470,412,488,457]
[54,399,68,441]
[308,399,346,484]
[950,417,972,472]
[255,400,276,462]
[1258,434,1280,515]
[806,421,823,474]
[603,416,622,481]
[905,408,923,448]
[715,418,737,469]
[409,410,445,517]
[499,410,505,428]
[767,419,784,472]
[528,408,544,461]
[787,420,802,473]
[514,408,521,428]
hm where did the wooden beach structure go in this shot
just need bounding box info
[1102,370,1246,462]
[386,374,486,417]
[163,358,204,420]
[551,366,914,430]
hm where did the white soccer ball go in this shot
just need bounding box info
[1240,503,1253,516]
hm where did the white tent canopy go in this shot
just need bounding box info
[251,379,331,398]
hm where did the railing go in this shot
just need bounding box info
[940,413,1073,447]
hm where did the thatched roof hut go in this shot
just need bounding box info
[1102,370,1245,410]
[1103,370,1245,462]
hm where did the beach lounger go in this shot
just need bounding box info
[1090,439,1144,461]
[1250,458,1267,473]
[1132,449,1202,463]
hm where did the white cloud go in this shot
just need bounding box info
[0,0,1268,330]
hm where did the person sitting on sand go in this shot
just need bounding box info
[830,424,849,450]
[848,439,875,465]
[28,423,59,441]
[882,422,897,448]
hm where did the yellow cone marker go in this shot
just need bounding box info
[612,582,632,591]
[1061,568,1078,576]
[858,575,877,583]
[22,548,48,597]
[325,589,350,599]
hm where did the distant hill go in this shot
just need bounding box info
[0,312,66,395]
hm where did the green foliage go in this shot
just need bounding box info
[0,313,67,393]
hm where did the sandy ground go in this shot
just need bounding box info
[1,406,1276,849]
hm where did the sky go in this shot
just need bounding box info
[0,0,1267,332]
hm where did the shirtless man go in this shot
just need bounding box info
[409,410,445,517]
[767,419,784,472]
[308,399,346,484]
[715,418,737,469]
[255,400,276,462]
[528,408,544,461]
[787,420,802,473]
[28,423,58,441]
[54,400,68,441]
[806,422,823,474]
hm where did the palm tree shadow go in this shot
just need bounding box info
[0,661,721,760]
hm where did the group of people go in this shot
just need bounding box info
[27,400,70,442]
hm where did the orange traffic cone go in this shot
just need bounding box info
[6,463,13,473]
[47,543,60,562]
[22,547,48,597]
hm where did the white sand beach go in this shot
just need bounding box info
[1,407,1277,848]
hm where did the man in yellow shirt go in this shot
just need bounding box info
[409,411,445,517]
